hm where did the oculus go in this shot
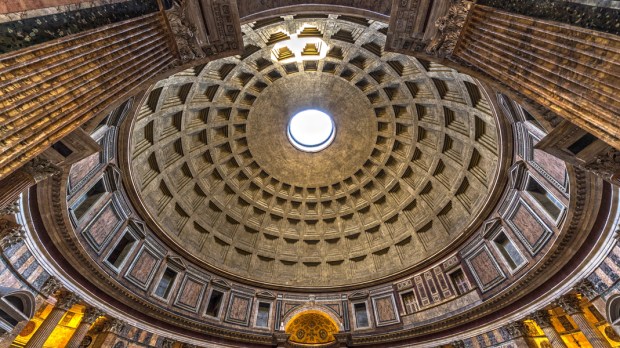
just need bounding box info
[287,109,335,152]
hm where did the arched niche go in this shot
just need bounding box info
[607,295,620,329]
[0,287,36,333]
[285,310,340,347]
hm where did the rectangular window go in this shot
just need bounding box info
[255,302,271,328]
[401,291,417,314]
[525,177,563,219]
[106,233,137,269]
[154,268,177,299]
[205,290,224,317]
[494,232,525,271]
[567,132,597,155]
[73,178,107,220]
[52,141,73,157]
[449,269,469,295]
[354,302,369,328]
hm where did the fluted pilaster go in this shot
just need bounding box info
[530,310,567,347]
[557,294,611,348]
[65,307,103,348]
[24,292,80,348]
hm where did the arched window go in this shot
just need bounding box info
[0,287,35,333]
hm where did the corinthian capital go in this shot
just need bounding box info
[21,157,61,182]
[55,291,81,311]
[574,279,599,300]
[0,219,24,250]
[555,294,583,315]
[82,306,105,324]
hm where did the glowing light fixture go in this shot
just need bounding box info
[288,109,335,152]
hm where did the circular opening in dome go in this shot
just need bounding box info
[287,109,335,152]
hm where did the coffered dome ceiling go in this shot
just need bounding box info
[125,16,505,288]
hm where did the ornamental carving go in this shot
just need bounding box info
[55,292,81,311]
[574,279,599,300]
[82,306,104,324]
[40,276,62,297]
[166,2,206,63]
[451,340,465,348]
[0,201,20,216]
[102,318,127,335]
[0,219,24,250]
[425,0,473,57]
[555,294,583,315]
[530,310,552,328]
[21,157,61,182]
[582,148,620,184]
[502,321,526,339]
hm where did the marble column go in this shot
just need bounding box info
[65,306,103,348]
[0,158,59,212]
[557,294,611,348]
[24,292,80,348]
[530,310,568,347]
[501,321,529,346]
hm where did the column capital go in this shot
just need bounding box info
[574,279,599,300]
[55,292,81,311]
[82,306,104,324]
[0,219,24,250]
[40,276,63,297]
[502,320,527,339]
[21,157,61,183]
[102,317,127,335]
[529,310,553,328]
[555,294,583,315]
[451,340,465,348]
[0,201,20,216]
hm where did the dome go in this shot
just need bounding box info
[126,16,505,288]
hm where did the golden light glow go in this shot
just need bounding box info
[285,310,339,345]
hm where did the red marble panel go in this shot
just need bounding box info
[511,204,543,249]
[469,248,501,287]
[69,152,100,188]
[87,203,119,247]
[375,296,396,323]
[533,148,566,186]
[229,295,250,322]
[177,278,204,309]
[128,250,158,285]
